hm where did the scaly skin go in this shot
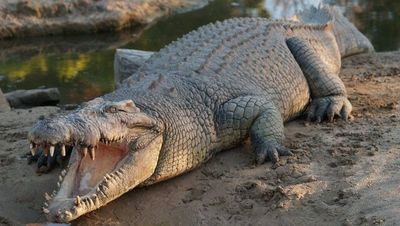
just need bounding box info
[27,5,374,222]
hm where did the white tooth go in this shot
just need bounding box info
[30,143,36,156]
[50,146,55,157]
[42,207,50,214]
[57,182,60,187]
[88,197,94,207]
[64,210,72,218]
[59,175,63,181]
[44,202,48,207]
[89,147,95,160]
[75,196,81,206]
[61,169,67,176]
[61,145,66,157]
[92,194,99,205]
[44,192,51,201]
[82,147,87,157]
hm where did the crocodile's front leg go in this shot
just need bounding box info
[287,36,352,122]
[217,96,292,164]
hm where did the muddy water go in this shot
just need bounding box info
[0,0,398,104]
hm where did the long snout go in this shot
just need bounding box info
[29,116,74,146]
[28,113,102,155]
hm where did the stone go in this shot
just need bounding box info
[0,0,209,39]
[5,88,60,108]
[0,89,11,112]
[114,49,154,88]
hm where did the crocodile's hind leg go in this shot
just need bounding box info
[217,96,292,164]
[286,36,352,122]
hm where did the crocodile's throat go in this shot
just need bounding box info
[73,143,129,196]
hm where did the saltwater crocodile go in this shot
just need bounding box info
[28,5,374,222]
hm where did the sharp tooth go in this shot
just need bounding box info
[49,146,55,157]
[42,207,50,214]
[57,182,61,187]
[64,210,72,218]
[92,194,99,205]
[44,202,48,207]
[75,196,81,206]
[61,145,66,157]
[88,197,94,207]
[59,175,63,181]
[44,192,51,201]
[82,147,87,158]
[89,147,95,160]
[105,174,111,180]
[61,169,67,176]
[99,191,106,197]
[30,143,36,156]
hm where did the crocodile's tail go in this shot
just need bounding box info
[296,4,374,58]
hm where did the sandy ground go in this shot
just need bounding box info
[0,51,399,226]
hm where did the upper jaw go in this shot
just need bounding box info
[28,113,128,160]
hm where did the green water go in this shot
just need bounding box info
[0,0,398,104]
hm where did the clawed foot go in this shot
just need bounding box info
[255,141,293,164]
[307,96,353,122]
[27,144,72,173]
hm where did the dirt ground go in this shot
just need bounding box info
[0,51,399,226]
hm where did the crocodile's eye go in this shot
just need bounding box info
[104,106,118,113]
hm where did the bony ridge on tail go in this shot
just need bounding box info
[27,5,374,222]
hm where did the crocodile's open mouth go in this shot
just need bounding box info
[28,99,164,222]
[31,131,163,222]
[38,137,132,221]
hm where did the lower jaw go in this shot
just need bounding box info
[44,134,163,222]
[45,143,130,222]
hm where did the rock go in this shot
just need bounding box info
[0,89,11,112]
[114,49,154,88]
[0,0,209,39]
[5,88,60,108]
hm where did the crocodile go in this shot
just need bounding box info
[28,5,374,222]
